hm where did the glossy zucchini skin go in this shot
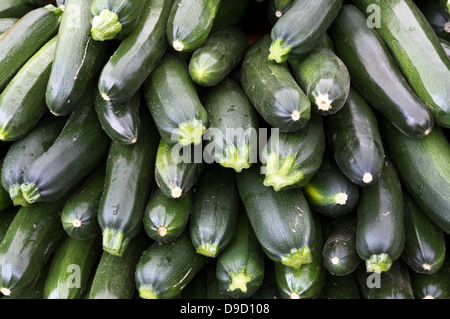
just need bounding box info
[325,87,385,187]
[267,0,294,25]
[440,37,450,57]
[0,18,18,35]
[329,5,433,138]
[98,110,158,257]
[319,272,360,299]
[356,160,405,274]
[135,231,208,299]
[98,0,173,103]
[201,77,259,172]
[240,35,311,133]
[410,255,450,299]
[416,0,450,41]
[0,36,57,142]
[166,0,221,52]
[236,165,316,270]
[190,165,239,258]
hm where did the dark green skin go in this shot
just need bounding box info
[0,159,11,211]
[416,0,450,41]
[98,0,173,103]
[316,32,335,52]
[190,164,239,258]
[166,0,221,52]
[322,213,361,276]
[206,260,232,299]
[0,1,34,19]
[267,0,294,25]
[61,164,106,240]
[216,210,265,299]
[189,27,249,87]
[2,264,48,299]
[410,255,450,299]
[98,109,158,257]
[356,160,405,271]
[329,5,433,138]
[94,88,141,145]
[46,0,107,116]
[319,273,360,299]
[251,259,283,299]
[440,37,450,57]
[0,36,57,142]
[0,18,17,35]
[303,155,359,217]
[135,231,208,299]
[381,119,450,234]
[180,267,207,299]
[401,191,446,274]
[326,87,385,187]
[240,35,311,133]
[0,5,62,92]
[143,187,192,244]
[211,0,251,31]
[0,207,17,243]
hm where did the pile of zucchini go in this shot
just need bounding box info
[0,0,449,300]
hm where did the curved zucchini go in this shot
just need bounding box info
[0,18,18,35]
[416,0,450,41]
[211,0,251,31]
[410,255,450,299]
[319,273,360,299]
[267,0,294,25]
[240,35,311,133]
[190,164,239,257]
[329,5,433,138]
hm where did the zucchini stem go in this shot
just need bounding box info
[268,38,292,63]
[228,267,253,293]
[196,243,219,258]
[91,9,123,42]
[20,183,41,205]
[138,285,159,299]
[102,228,129,257]
[8,184,28,207]
[0,288,11,296]
[280,246,312,269]
[366,253,392,273]
[177,119,206,146]
[263,153,304,191]
[219,144,251,173]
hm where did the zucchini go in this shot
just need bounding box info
[46,0,107,116]
[303,155,359,217]
[1,114,65,207]
[98,109,159,257]
[236,164,316,269]
[0,160,12,211]
[240,35,311,133]
[289,48,350,116]
[322,213,361,276]
[216,210,265,299]
[0,36,57,142]
[98,0,173,104]
[261,113,326,192]
[329,5,434,138]
[211,0,251,31]
[135,231,208,299]
[206,260,232,299]
[2,264,49,299]
[410,254,450,299]
[0,1,34,19]
[90,0,146,41]
[356,160,405,274]
[166,0,221,52]
[440,37,450,57]
[316,32,335,52]
[190,164,239,258]
[94,88,141,145]
[189,27,249,87]
[143,186,192,244]
[201,77,259,172]
[415,0,450,41]
[381,119,450,234]
[180,267,207,299]
[319,272,360,299]
[154,140,204,199]
[355,0,450,128]
[145,54,208,146]
[61,165,106,240]
[0,5,62,92]
[0,207,16,243]
[251,260,283,299]
[43,235,101,299]
[325,87,385,187]
[267,0,294,25]
[0,18,18,35]
[401,191,446,274]
[268,0,344,63]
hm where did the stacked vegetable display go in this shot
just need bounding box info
[0,0,449,300]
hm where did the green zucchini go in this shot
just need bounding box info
[2,264,49,299]
[190,164,239,258]
[303,155,359,217]
[189,27,249,87]
[61,165,106,240]
[236,164,316,269]
[415,0,450,41]
[267,0,294,25]
[0,207,16,243]
[440,37,450,57]
[0,5,62,92]
[216,210,265,299]
[1,114,65,207]
[381,119,450,234]
[201,77,259,172]
[319,272,360,299]
[322,213,361,276]
[289,48,350,116]
[355,0,450,128]
[356,160,405,274]
[43,235,101,299]
[90,0,146,41]
[98,109,158,257]
[268,0,344,63]
[410,254,450,299]
[154,140,204,199]
[0,160,11,212]
[325,87,385,187]
[251,260,283,299]
[0,1,34,19]
[94,88,141,145]
[180,267,207,299]
[211,0,251,31]
[0,36,57,142]
[0,18,17,35]
[316,32,335,52]
[329,5,434,138]
[46,0,107,116]
[261,113,326,192]
[166,0,221,52]
[98,0,173,104]
[206,260,232,299]
[135,231,208,299]
[240,35,311,132]
[143,186,192,244]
